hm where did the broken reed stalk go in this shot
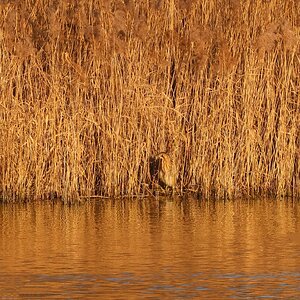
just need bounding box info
[0,0,299,202]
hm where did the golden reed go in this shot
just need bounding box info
[0,1,299,201]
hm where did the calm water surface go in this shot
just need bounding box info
[0,198,299,299]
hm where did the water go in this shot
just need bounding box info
[0,198,299,299]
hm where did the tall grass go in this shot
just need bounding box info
[0,0,299,201]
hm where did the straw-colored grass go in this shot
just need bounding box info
[0,0,299,201]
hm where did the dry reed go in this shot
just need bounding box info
[0,0,299,201]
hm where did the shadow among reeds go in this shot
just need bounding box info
[0,0,299,201]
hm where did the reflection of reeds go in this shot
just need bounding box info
[0,1,299,201]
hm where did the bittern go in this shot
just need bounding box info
[150,152,176,191]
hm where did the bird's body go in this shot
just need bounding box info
[155,152,176,190]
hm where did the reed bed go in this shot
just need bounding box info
[0,0,299,201]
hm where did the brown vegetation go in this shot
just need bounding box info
[0,0,299,201]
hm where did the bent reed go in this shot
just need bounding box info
[0,0,299,201]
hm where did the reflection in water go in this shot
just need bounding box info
[0,198,299,299]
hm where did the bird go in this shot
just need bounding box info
[150,152,177,191]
